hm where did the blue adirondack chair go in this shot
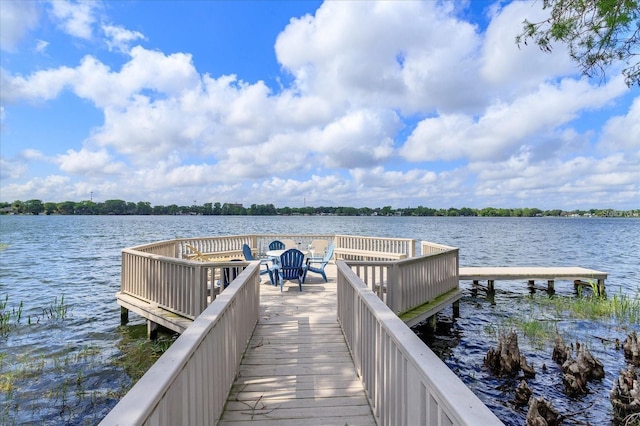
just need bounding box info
[267,240,286,267]
[242,244,270,276]
[268,240,285,250]
[219,259,243,290]
[303,243,334,283]
[272,248,306,291]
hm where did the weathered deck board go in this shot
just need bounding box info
[218,264,377,426]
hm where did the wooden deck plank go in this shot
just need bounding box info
[218,264,377,426]
[224,395,369,410]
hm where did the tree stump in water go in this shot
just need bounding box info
[485,330,535,377]
[552,333,570,364]
[515,379,532,406]
[526,397,560,426]
[610,366,640,422]
[623,331,639,366]
[561,342,605,396]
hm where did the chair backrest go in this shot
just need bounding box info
[222,259,244,288]
[279,249,305,279]
[281,239,296,249]
[323,243,335,263]
[269,240,285,250]
[185,244,209,261]
[242,244,254,261]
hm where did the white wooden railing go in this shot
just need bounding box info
[335,234,416,260]
[347,241,459,315]
[421,240,457,255]
[178,235,255,260]
[336,261,502,426]
[120,235,458,324]
[255,234,334,257]
[100,263,261,426]
[121,247,249,319]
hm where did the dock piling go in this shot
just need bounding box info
[120,306,129,325]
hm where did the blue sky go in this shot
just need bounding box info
[1,1,638,210]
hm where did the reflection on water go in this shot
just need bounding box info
[0,215,638,425]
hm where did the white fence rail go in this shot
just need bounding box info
[336,261,502,426]
[100,263,261,426]
[347,241,459,315]
[121,249,248,319]
[335,234,416,260]
[421,240,458,255]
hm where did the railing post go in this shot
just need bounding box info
[193,264,206,316]
[387,263,400,313]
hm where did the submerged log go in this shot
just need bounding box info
[610,366,640,422]
[561,342,605,395]
[515,379,532,406]
[526,397,560,426]
[623,331,640,366]
[485,330,535,377]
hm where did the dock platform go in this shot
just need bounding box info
[459,266,608,293]
[218,263,377,425]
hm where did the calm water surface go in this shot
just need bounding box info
[0,215,638,425]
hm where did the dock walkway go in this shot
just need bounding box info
[459,266,607,292]
[218,264,377,425]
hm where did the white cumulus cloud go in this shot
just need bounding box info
[0,0,39,52]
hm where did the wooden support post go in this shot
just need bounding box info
[598,279,605,295]
[452,300,460,318]
[427,315,437,333]
[120,306,129,325]
[528,280,535,288]
[547,280,555,292]
[147,320,158,340]
[472,280,479,287]
[487,280,495,293]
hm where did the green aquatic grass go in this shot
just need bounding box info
[489,283,639,350]
[1,296,23,337]
[507,317,558,349]
[1,294,72,338]
[42,295,70,320]
[541,286,640,326]
[113,325,176,384]
[0,344,105,423]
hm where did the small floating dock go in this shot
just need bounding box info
[459,266,608,293]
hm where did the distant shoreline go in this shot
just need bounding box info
[2,199,638,218]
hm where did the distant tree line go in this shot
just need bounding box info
[1,199,637,218]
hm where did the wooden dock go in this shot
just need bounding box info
[459,266,608,292]
[218,264,377,425]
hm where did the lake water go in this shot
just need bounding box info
[0,215,638,425]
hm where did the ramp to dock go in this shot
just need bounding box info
[218,264,376,426]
